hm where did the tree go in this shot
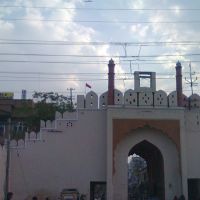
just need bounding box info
[33,91,74,116]
[11,92,75,140]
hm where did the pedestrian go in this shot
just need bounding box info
[173,196,178,200]
[7,192,13,200]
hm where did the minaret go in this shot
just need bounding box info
[108,59,115,105]
[175,61,183,106]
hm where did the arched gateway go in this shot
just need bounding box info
[111,126,182,200]
[128,140,165,200]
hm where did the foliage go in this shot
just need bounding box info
[33,91,74,114]
[10,92,75,140]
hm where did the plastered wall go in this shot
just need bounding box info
[9,110,106,200]
[185,110,200,178]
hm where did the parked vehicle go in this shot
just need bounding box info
[60,189,80,200]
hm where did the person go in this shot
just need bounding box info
[32,196,38,200]
[173,196,178,200]
[7,192,13,200]
[45,198,49,200]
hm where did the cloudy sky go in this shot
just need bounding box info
[0,0,200,99]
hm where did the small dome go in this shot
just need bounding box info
[176,61,182,67]
[109,58,115,65]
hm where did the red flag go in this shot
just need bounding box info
[86,83,92,89]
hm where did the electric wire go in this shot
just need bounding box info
[0,60,195,65]
[0,5,200,11]
[0,71,178,75]
[1,41,200,47]
[1,39,200,46]
[2,18,200,24]
[1,53,200,58]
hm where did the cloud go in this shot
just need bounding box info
[130,24,150,38]
[0,0,200,98]
[130,0,144,9]
[0,0,114,97]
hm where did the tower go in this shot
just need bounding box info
[108,59,115,105]
[175,61,183,106]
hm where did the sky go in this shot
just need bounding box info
[1,0,200,99]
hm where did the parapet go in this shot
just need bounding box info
[190,94,200,108]
[76,89,200,110]
[85,91,98,109]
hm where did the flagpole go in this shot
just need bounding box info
[85,83,91,95]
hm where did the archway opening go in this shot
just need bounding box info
[128,140,165,200]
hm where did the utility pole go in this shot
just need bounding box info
[67,88,75,107]
[122,43,128,57]
[185,62,198,95]
[4,118,11,200]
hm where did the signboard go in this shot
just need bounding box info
[0,92,14,99]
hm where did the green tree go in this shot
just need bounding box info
[11,92,75,140]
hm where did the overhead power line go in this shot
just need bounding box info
[0,60,200,65]
[0,77,178,82]
[0,60,111,64]
[1,75,200,82]
[0,40,200,46]
[0,53,200,58]
[0,5,200,11]
[0,71,178,76]
[2,18,200,24]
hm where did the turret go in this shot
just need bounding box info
[108,59,115,105]
[175,61,183,106]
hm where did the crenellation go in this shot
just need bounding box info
[154,90,168,107]
[85,91,98,109]
[138,92,154,107]
[189,94,200,108]
[29,131,37,140]
[55,111,62,119]
[99,91,108,109]
[40,120,45,128]
[114,89,123,105]
[46,120,52,128]
[168,91,178,107]
[17,139,25,147]
[124,89,137,106]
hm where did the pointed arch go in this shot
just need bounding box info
[128,140,165,200]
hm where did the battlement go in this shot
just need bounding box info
[77,90,200,109]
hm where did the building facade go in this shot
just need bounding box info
[6,60,200,200]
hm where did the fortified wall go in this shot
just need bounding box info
[9,60,200,200]
[8,87,200,148]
